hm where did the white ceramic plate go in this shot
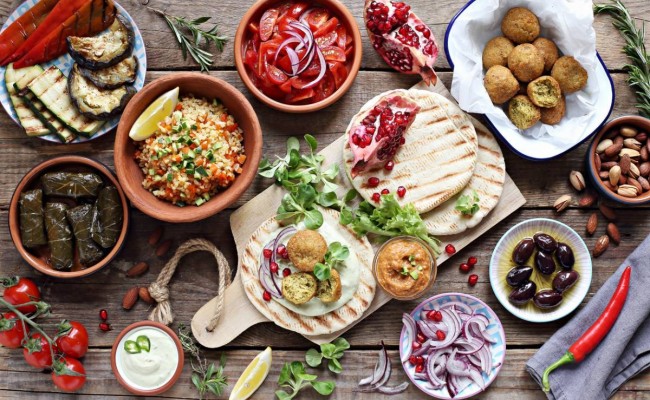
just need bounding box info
[489,218,592,323]
[444,0,614,161]
[0,0,147,144]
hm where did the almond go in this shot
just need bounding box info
[578,191,598,207]
[122,287,139,310]
[638,176,650,192]
[599,203,617,221]
[640,162,650,177]
[605,143,623,158]
[569,171,585,191]
[641,146,649,162]
[594,153,602,171]
[604,129,619,140]
[620,126,638,138]
[606,223,621,245]
[599,171,610,180]
[126,262,149,278]
[618,184,638,198]
[628,177,643,195]
[553,195,572,212]
[614,135,624,146]
[603,181,618,192]
[635,132,647,142]
[609,165,621,186]
[156,239,173,257]
[596,139,613,154]
[139,287,154,304]
[601,161,618,170]
[148,226,164,246]
[593,235,610,258]
[620,155,631,175]
[619,175,628,185]
[586,212,598,236]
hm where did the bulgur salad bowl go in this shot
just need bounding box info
[114,73,262,223]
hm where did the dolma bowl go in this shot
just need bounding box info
[9,156,130,279]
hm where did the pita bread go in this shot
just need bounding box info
[343,89,478,214]
[424,125,506,235]
[240,208,376,336]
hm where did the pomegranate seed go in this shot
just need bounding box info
[468,256,478,266]
[400,137,406,144]
[435,330,446,341]
[459,263,470,273]
[384,161,394,171]
[415,364,424,373]
[397,186,406,198]
[263,249,272,259]
[282,268,292,277]
[416,332,426,343]
[276,245,287,256]
[362,134,373,146]
[445,244,456,255]
[415,356,424,365]
[468,274,479,286]
[99,322,112,332]
[99,309,108,321]
[270,262,279,274]
[263,291,272,302]
[368,177,380,188]
[412,341,421,350]
[381,188,390,195]
[372,192,381,202]
[352,134,361,145]
[427,310,442,322]
[409,355,418,365]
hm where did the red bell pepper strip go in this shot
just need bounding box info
[13,0,116,69]
[3,0,91,65]
[0,0,59,64]
[542,266,632,392]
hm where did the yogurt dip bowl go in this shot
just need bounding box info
[111,321,184,395]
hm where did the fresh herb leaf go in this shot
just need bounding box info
[276,361,336,399]
[305,348,323,367]
[455,190,480,216]
[305,338,349,374]
[311,380,336,395]
[328,358,343,373]
[313,242,350,281]
[178,324,227,399]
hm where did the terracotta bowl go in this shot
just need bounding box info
[234,0,363,113]
[114,73,263,223]
[586,115,650,206]
[9,156,130,279]
[111,321,184,396]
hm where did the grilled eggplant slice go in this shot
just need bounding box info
[69,64,135,120]
[79,56,138,89]
[67,15,134,70]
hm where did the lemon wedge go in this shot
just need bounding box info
[229,347,272,400]
[129,87,179,141]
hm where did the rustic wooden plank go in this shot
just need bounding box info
[0,348,648,398]
[0,71,642,209]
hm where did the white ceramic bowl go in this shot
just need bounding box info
[489,218,592,323]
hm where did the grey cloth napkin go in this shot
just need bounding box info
[527,234,650,400]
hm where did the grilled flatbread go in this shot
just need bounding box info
[240,208,376,336]
[343,89,479,214]
[424,124,506,235]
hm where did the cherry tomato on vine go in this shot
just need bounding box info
[2,277,41,314]
[55,321,88,358]
[23,333,56,369]
[0,312,28,348]
[51,357,86,392]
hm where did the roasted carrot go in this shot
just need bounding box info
[3,0,91,65]
[14,0,116,68]
[0,0,59,64]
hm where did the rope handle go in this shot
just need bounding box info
[147,238,232,332]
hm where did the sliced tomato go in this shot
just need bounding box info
[277,15,297,34]
[321,46,346,62]
[277,2,292,17]
[345,45,354,58]
[300,59,322,77]
[276,55,292,74]
[315,30,338,48]
[259,8,279,41]
[287,88,315,103]
[305,8,330,30]
[244,48,258,71]
[290,76,316,90]
[267,63,288,85]
[257,38,282,76]
[288,2,310,18]
[248,21,259,34]
[346,32,353,46]
[313,17,338,37]
[279,78,294,94]
[328,61,348,89]
[336,25,347,49]
[314,74,336,102]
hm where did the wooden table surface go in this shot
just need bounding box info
[1,0,650,398]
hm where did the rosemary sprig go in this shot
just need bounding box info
[149,7,227,72]
[594,0,650,117]
[178,323,228,399]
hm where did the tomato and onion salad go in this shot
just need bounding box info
[242,1,353,105]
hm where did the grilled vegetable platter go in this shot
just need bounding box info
[0,0,146,144]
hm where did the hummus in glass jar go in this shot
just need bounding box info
[374,237,435,299]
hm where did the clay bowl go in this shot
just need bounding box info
[9,156,130,279]
[111,321,184,395]
[234,0,363,113]
[586,115,650,206]
[114,73,263,223]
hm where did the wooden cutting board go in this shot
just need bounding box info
[191,80,527,348]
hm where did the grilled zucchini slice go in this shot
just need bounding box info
[67,15,134,70]
[5,64,50,136]
[69,64,135,120]
[78,56,138,89]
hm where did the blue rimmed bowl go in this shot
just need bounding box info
[444,0,614,161]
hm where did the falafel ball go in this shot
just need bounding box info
[508,43,545,82]
[482,36,515,69]
[508,95,541,130]
[287,230,328,272]
[484,65,520,104]
[533,37,559,71]
[501,7,540,44]
[540,95,566,125]
[551,56,588,93]
[527,75,562,108]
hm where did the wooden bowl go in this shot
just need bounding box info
[111,321,184,395]
[586,115,650,206]
[9,156,130,279]
[114,73,263,223]
[234,0,363,113]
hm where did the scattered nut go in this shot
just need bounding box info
[578,191,598,207]
[569,171,586,191]
[619,175,628,185]
[139,287,154,304]
[636,132,647,142]
[593,235,610,258]
[586,212,598,236]
[628,177,643,194]
[126,262,149,278]
[606,223,621,245]
[122,287,139,310]
[148,226,164,246]
[640,162,650,177]
[554,195,572,212]
[603,181,618,192]
[620,126,638,138]
[609,165,621,186]
[596,139,613,153]
[629,163,641,179]
[599,171,610,180]
[601,161,618,170]
[599,203,617,221]
[156,239,173,257]
[618,184,638,198]
[642,146,649,162]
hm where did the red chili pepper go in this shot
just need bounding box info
[0,0,58,64]
[542,266,631,392]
